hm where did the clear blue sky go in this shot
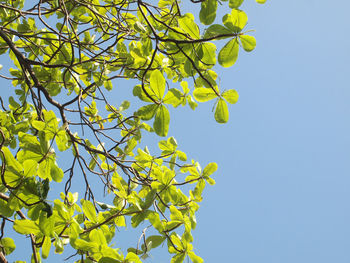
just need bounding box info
[2,0,350,262]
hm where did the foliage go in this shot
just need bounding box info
[0,0,264,262]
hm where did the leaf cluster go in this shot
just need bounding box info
[0,0,265,262]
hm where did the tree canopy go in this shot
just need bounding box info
[0,0,265,262]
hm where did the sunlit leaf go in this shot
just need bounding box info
[153,105,170,137]
[171,253,186,263]
[81,199,97,223]
[214,99,229,123]
[199,0,217,25]
[204,24,232,39]
[13,219,41,235]
[202,163,218,177]
[188,251,204,263]
[229,0,244,8]
[178,14,200,39]
[0,237,16,255]
[193,88,217,102]
[150,70,166,100]
[218,38,239,68]
[222,9,248,33]
[125,252,142,263]
[42,236,51,259]
[222,89,239,104]
[136,104,158,120]
[239,35,256,52]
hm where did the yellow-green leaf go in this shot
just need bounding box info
[204,24,232,39]
[150,70,166,100]
[81,199,97,223]
[178,14,200,39]
[222,9,248,33]
[51,162,64,182]
[222,89,239,104]
[229,0,244,8]
[125,252,142,263]
[13,219,41,235]
[198,43,217,65]
[42,236,51,259]
[193,88,217,102]
[0,237,16,255]
[136,104,158,120]
[199,0,217,25]
[23,159,38,177]
[153,105,170,137]
[214,99,229,123]
[239,35,256,52]
[74,239,98,252]
[170,205,184,221]
[171,253,186,263]
[188,251,203,263]
[2,147,22,172]
[218,38,239,68]
[202,162,218,177]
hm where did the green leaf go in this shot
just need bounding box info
[81,199,97,223]
[239,35,256,52]
[178,14,200,39]
[163,89,182,107]
[74,239,98,252]
[176,150,187,161]
[0,199,14,217]
[50,162,64,182]
[170,205,184,221]
[150,70,166,100]
[218,38,239,68]
[133,85,154,102]
[42,236,51,259]
[56,130,69,151]
[43,110,58,131]
[153,105,170,137]
[13,219,41,235]
[99,257,121,263]
[187,96,198,110]
[32,120,46,131]
[2,147,23,172]
[202,163,218,177]
[147,212,164,232]
[125,252,142,263]
[229,0,244,8]
[222,89,239,104]
[204,24,232,39]
[38,159,51,180]
[23,159,38,177]
[171,253,186,263]
[188,251,203,263]
[199,0,217,25]
[136,104,158,120]
[0,237,16,255]
[104,80,113,90]
[256,0,266,3]
[193,88,217,102]
[214,99,229,123]
[89,229,107,245]
[198,43,216,65]
[145,235,166,249]
[39,212,55,237]
[222,9,248,33]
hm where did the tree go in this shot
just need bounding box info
[0,0,265,262]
